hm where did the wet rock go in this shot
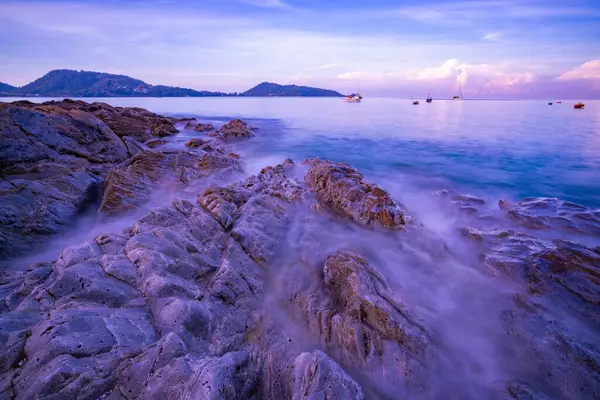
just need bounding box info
[290,250,430,394]
[145,139,167,149]
[0,99,184,260]
[292,351,364,400]
[81,102,178,142]
[503,197,600,235]
[462,226,600,398]
[304,158,412,228]
[184,122,214,132]
[216,119,254,141]
[100,148,240,216]
[198,160,305,264]
[121,136,149,157]
[185,138,207,148]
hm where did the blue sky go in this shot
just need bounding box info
[1,0,599,97]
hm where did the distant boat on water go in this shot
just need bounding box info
[426,93,432,103]
[453,84,463,100]
[574,102,585,109]
[342,92,362,102]
[413,100,420,105]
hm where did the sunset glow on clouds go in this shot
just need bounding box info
[0,0,598,98]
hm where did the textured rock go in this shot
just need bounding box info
[183,122,214,132]
[185,138,207,148]
[462,226,600,398]
[304,158,412,228]
[215,119,254,141]
[0,101,132,260]
[290,250,430,394]
[145,139,167,149]
[99,148,241,216]
[502,197,600,235]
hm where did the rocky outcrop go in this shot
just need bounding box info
[304,158,412,228]
[0,101,131,260]
[462,227,600,398]
[212,119,253,141]
[99,147,242,216]
[501,197,600,235]
[0,159,367,399]
[185,138,207,148]
[184,122,215,132]
[289,250,431,395]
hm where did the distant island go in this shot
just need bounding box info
[241,82,343,97]
[0,70,344,98]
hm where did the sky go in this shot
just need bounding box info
[1,0,599,98]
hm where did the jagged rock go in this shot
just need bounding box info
[185,138,207,148]
[462,227,600,398]
[502,197,600,235]
[183,122,214,132]
[216,119,253,141]
[304,158,412,228]
[289,250,430,395]
[0,99,185,260]
[99,148,241,216]
[292,351,365,400]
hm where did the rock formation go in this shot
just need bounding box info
[304,158,412,228]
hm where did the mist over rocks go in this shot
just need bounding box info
[1,98,600,399]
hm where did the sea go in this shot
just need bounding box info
[3,96,600,398]
[9,96,598,206]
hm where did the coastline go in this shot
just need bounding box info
[0,99,599,399]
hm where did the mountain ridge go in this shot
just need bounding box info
[0,70,344,97]
[241,82,343,97]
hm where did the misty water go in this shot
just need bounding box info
[4,97,600,398]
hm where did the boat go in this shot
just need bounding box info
[426,93,432,103]
[557,101,562,104]
[453,83,463,100]
[574,102,585,109]
[548,102,553,105]
[413,100,419,105]
[342,93,362,102]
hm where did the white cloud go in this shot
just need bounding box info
[557,60,600,80]
[482,32,502,41]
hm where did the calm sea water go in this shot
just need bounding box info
[6,97,600,207]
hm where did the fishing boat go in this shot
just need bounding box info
[574,102,584,109]
[426,93,432,103]
[413,100,420,105]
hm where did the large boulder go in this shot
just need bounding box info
[304,158,412,228]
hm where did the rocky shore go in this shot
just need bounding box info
[0,99,599,399]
